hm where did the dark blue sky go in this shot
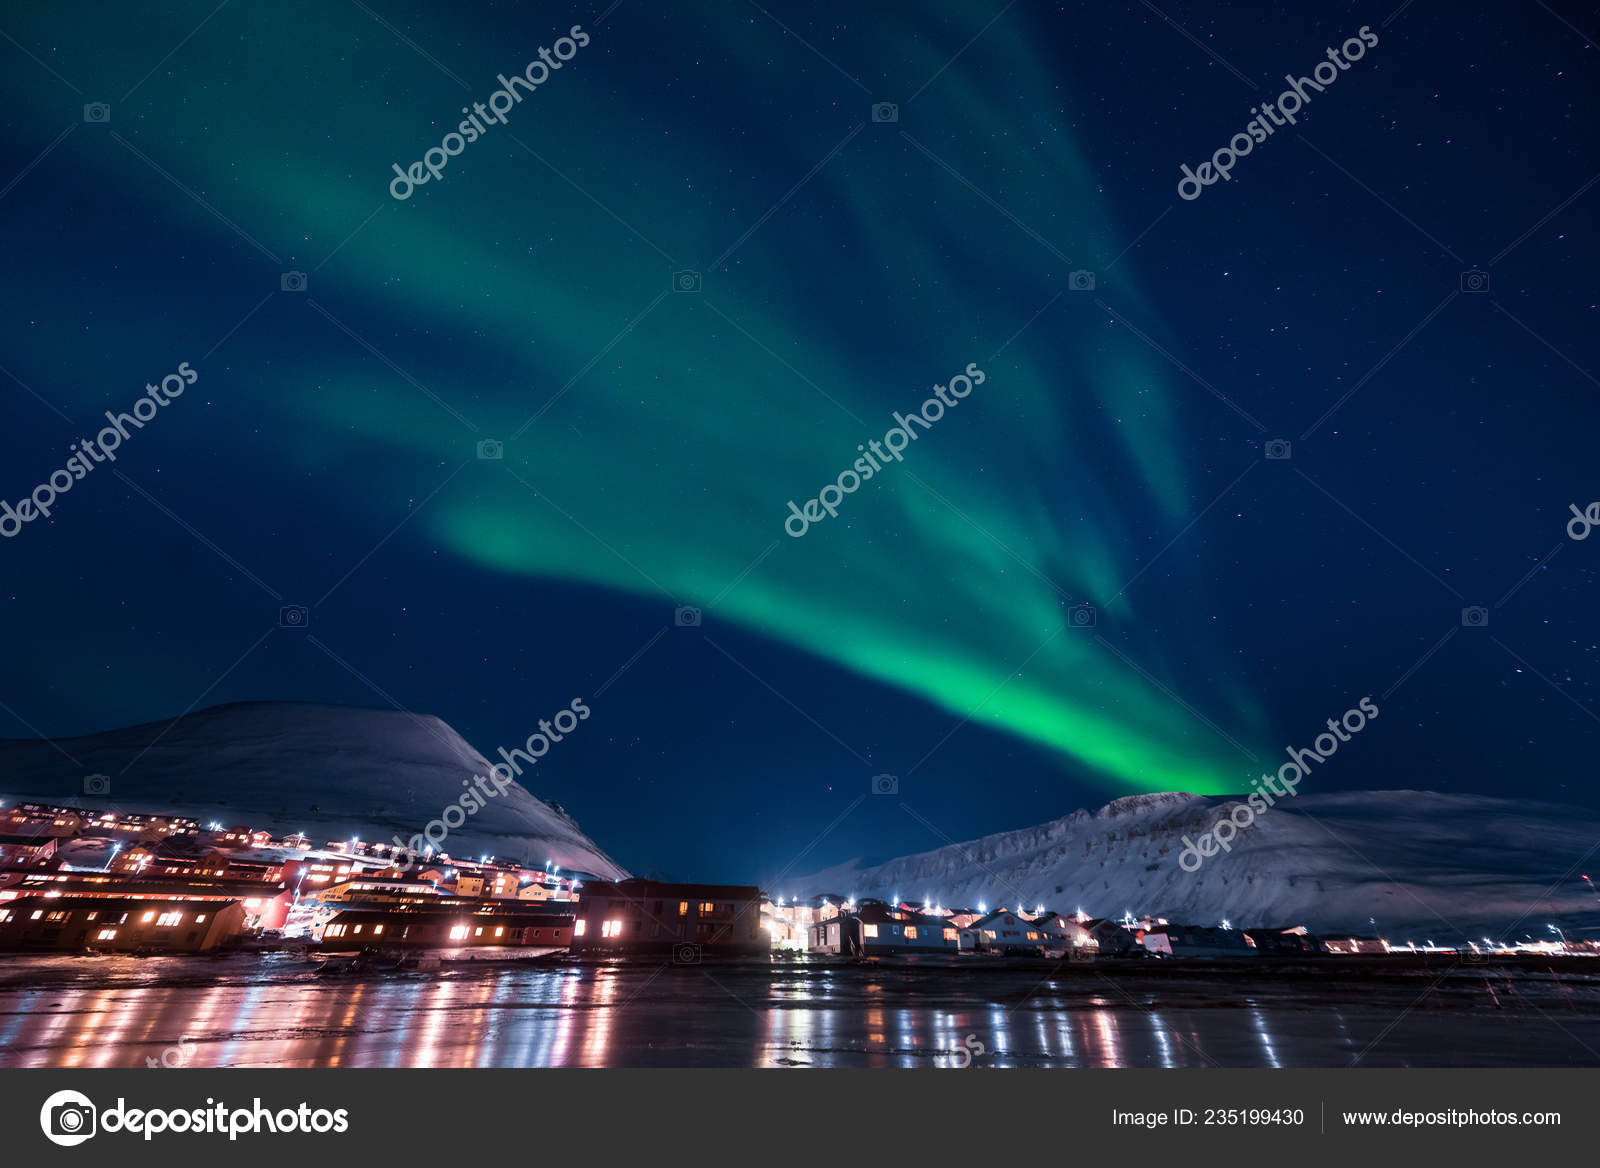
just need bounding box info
[1,1,1596,882]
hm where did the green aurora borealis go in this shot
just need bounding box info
[1,1,1267,797]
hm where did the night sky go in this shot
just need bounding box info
[1,1,1596,884]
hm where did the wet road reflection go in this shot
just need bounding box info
[2,953,1597,1068]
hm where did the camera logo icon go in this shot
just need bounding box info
[672,270,702,292]
[280,270,308,293]
[83,103,111,123]
[1068,269,1096,292]
[1264,438,1292,460]
[40,1090,97,1146]
[476,438,504,460]
[871,773,899,796]
[1460,269,1490,293]
[673,942,701,965]
[1067,602,1097,628]
[674,605,702,627]
[279,604,309,628]
[871,102,899,123]
[1461,605,1489,628]
[83,774,111,797]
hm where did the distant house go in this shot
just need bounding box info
[0,896,245,953]
[571,879,765,955]
[967,910,1049,956]
[1083,918,1143,956]
[1143,924,1258,958]
[1031,911,1096,957]
[1320,935,1387,955]
[808,901,960,956]
[1244,926,1318,956]
[0,834,59,870]
[320,907,572,949]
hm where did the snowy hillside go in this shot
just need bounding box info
[795,791,1600,937]
[0,701,627,880]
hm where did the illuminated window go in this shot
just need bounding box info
[574,920,587,936]
[45,910,67,922]
[353,925,363,934]
[141,911,156,923]
[96,928,118,941]
[601,919,624,938]
[678,901,688,916]
[474,927,483,937]
[29,910,43,921]
[1027,931,1039,940]
[904,926,918,939]
[700,902,715,914]
[494,927,504,937]
[449,925,469,940]
[943,928,958,941]
[983,930,996,940]
[373,925,384,935]
[157,912,183,927]
[863,924,879,938]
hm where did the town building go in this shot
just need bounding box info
[571,879,764,955]
[0,896,245,952]
[1142,924,1258,958]
[968,909,1049,956]
[319,907,573,949]
[808,901,961,956]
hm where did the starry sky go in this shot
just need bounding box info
[1,1,1596,883]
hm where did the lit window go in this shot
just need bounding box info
[494,927,504,937]
[601,919,623,938]
[96,928,118,941]
[141,911,156,923]
[45,911,67,923]
[157,912,183,927]
[449,925,469,940]
[863,924,879,938]
[474,927,483,936]
[904,926,918,939]
[984,930,996,940]
[574,920,587,936]
[1027,931,1039,940]
[373,925,384,935]
[353,925,363,934]
[195,915,206,924]
[678,901,688,916]
[943,928,958,941]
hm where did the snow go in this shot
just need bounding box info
[0,701,628,880]
[795,789,1600,936]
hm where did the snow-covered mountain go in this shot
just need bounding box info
[795,791,1600,937]
[0,702,627,880]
